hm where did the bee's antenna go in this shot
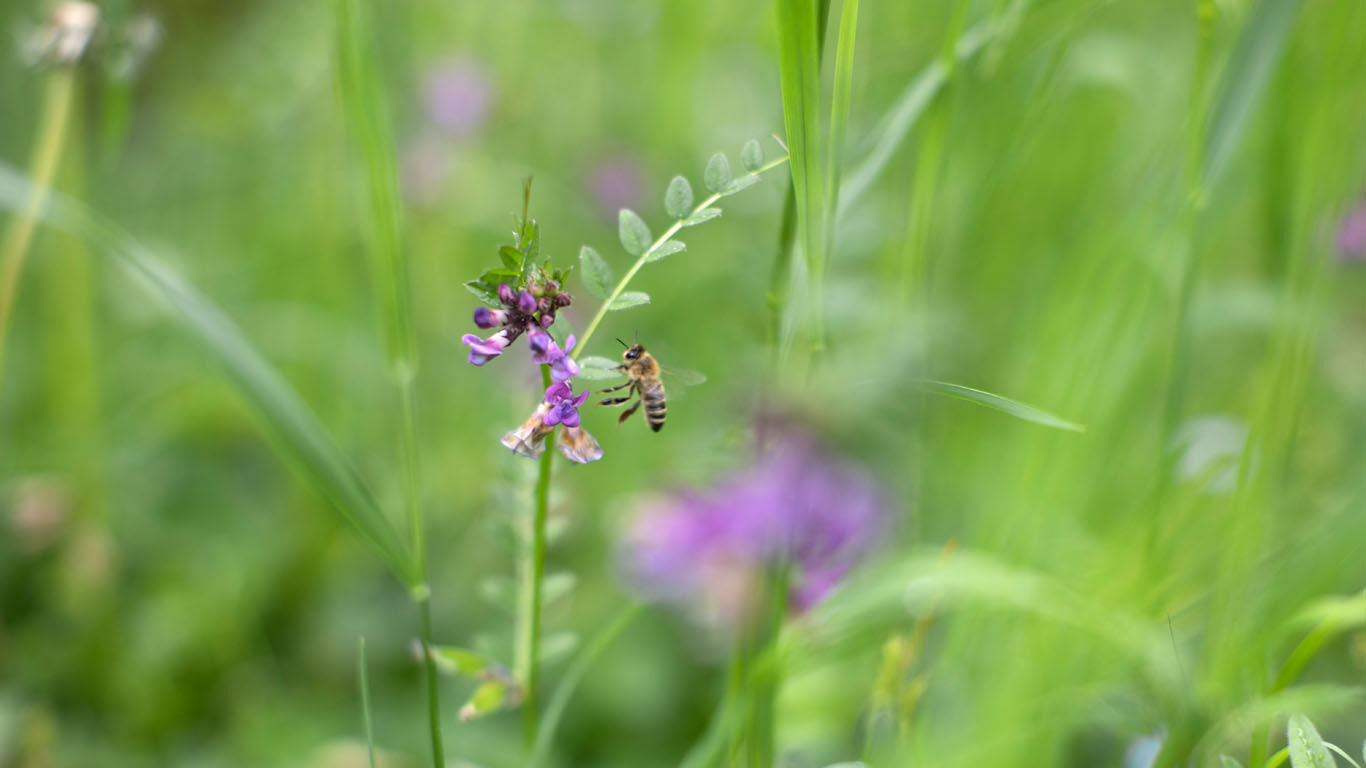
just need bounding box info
[616,337,629,348]
[634,329,639,344]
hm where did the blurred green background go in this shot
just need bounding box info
[2,0,1365,766]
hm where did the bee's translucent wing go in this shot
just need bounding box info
[664,368,707,387]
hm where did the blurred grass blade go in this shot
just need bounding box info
[822,0,859,260]
[335,0,414,377]
[1286,713,1334,768]
[530,604,642,768]
[359,637,377,768]
[0,163,420,588]
[775,0,827,347]
[1201,0,1300,194]
[839,5,1027,219]
[920,380,1085,432]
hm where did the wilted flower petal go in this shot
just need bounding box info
[501,404,553,458]
[556,425,603,464]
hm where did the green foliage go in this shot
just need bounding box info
[665,175,695,219]
[919,380,1085,432]
[1287,714,1335,768]
[741,139,765,172]
[704,152,732,193]
[578,245,614,299]
[607,291,650,311]
[618,209,652,257]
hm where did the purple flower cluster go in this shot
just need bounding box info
[624,429,886,630]
[461,282,572,368]
[501,381,602,464]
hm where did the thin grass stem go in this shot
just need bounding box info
[0,68,77,386]
[358,637,378,768]
[520,364,555,745]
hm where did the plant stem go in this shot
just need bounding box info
[574,156,790,355]
[0,68,77,386]
[520,365,554,745]
[358,637,378,768]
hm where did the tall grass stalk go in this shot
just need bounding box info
[359,637,378,768]
[335,0,442,762]
[0,69,77,387]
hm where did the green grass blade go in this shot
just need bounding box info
[335,0,414,378]
[359,637,377,768]
[530,604,643,768]
[822,0,859,261]
[838,7,1025,219]
[775,0,827,348]
[1201,0,1302,194]
[0,163,420,588]
[920,380,1085,432]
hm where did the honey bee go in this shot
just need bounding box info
[598,339,704,432]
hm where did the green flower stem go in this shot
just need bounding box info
[574,155,791,355]
[519,364,555,745]
[0,68,77,385]
[358,637,378,768]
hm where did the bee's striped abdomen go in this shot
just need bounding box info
[641,379,667,432]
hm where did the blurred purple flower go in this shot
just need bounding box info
[423,58,493,135]
[590,156,644,219]
[624,429,886,629]
[1338,199,1366,262]
[400,135,452,207]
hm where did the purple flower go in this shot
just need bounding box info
[1338,199,1366,262]
[590,156,644,220]
[461,329,512,366]
[501,383,602,463]
[528,328,581,383]
[473,306,509,329]
[623,428,886,630]
[542,381,589,428]
[423,58,492,136]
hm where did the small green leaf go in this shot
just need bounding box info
[480,268,520,283]
[579,246,614,300]
[430,645,495,678]
[458,679,518,722]
[645,240,686,263]
[721,174,760,195]
[499,245,522,269]
[1220,757,1245,768]
[608,292,650,311]
[920,380,1085,432]
[1287,714,1335,768]
[575,356,622,380]
[618,209,652,257]
[741,139,764,172]
[464,281,503,307]
[665,176,694,220]
[704,153,732,193]
[682,208,723,227]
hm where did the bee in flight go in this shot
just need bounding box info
[598,339,704,432]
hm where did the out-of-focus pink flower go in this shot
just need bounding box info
[623,428,887,631]
[1338,199,1366,262]
[423,58,493,136]
[590,157,644,219]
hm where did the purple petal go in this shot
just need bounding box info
[543,407,563,427]
[570,389,590,408]
[517,291,537,314]
[544,381,572,404]
[473,306,508,329]
[564,335,577,353]
[558,406,581,428]
[497,283,515,305]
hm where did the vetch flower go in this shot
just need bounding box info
[423,58,493,136]
[473,306,508,329]
[1338,198,1366,262]
[542,381,589,428]
[461,329,512,366]
[501,383,602,463]
[528,328,581,383]
[623,428,885,630]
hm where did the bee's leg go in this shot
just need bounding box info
[600,381,633,393]
[617,396,642,427]
[598,395,633,406]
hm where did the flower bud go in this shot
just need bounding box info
[537,297,553,314]
[497,283,515,305]
[554,293,572,308]
[473,306,508,329]
[545,279,559,294]
[540,312,555,328]
[516,291,537,314]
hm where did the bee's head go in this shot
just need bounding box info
[620,339,645,361]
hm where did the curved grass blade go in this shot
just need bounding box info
[1287,713,1335,768]
[822,0,859,263]
[530,604,642,768]
[0,163,420,588]
[920,379,1085,432]
[1201,0,1302,194]
[838,5,1029,219]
